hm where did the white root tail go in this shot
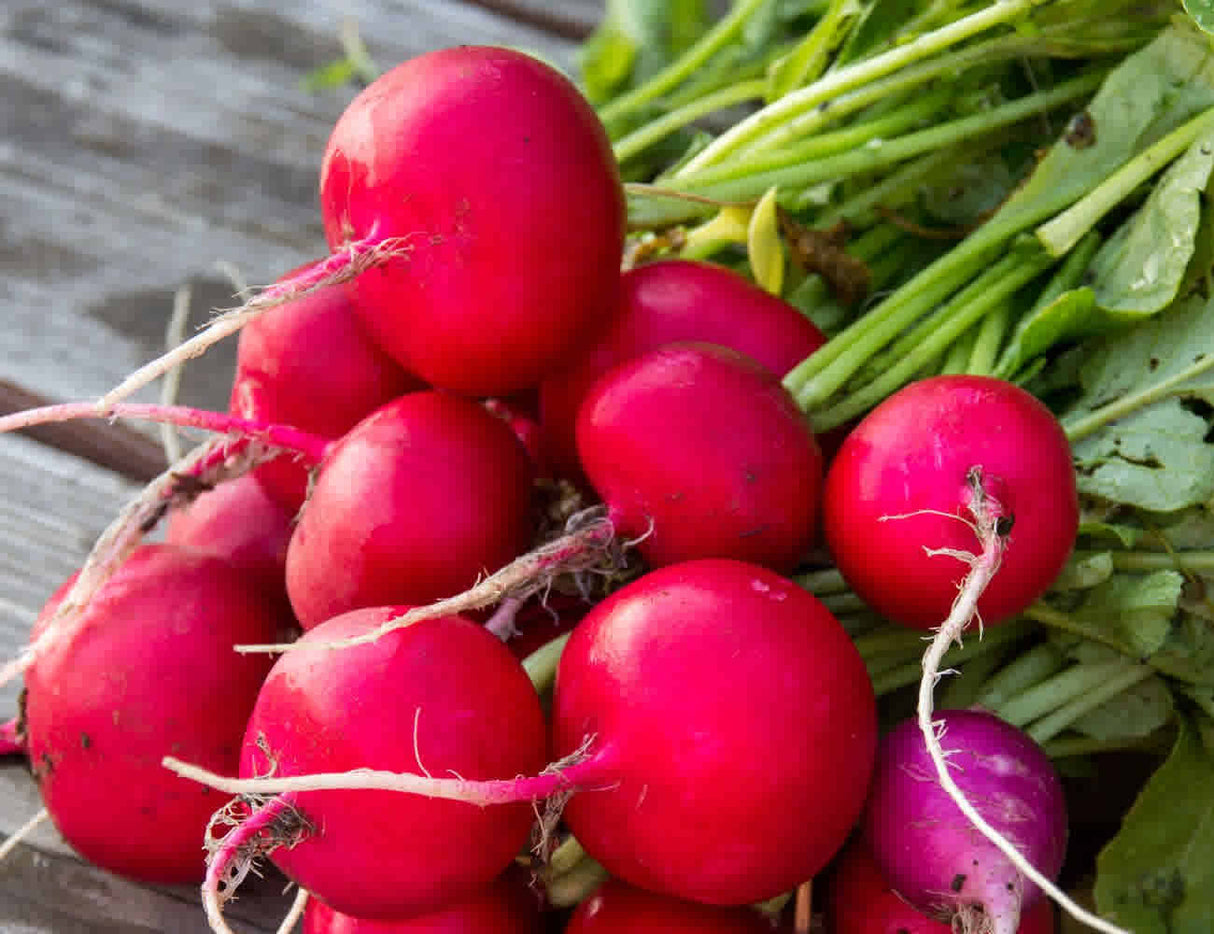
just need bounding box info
[915,468,1129,934]
[234,509,621,654]
[96,235,414,412]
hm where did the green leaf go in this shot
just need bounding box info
[1094,711,1214,933]
[580,0,695,104]
[1089,126,1214,315]
[1004,25,1214,231]
[579,28,639,105]
[300,58,357,93]
[995,287,1101,379]
[1070,673,1174,741]
[1052,550,1115,591]
[1184,0,1214,38]
[1065,293,1214,513]
[834,0,925,66]
[1077,520,1145,549]
[765,0,864,101]
[1075,570,1185,659]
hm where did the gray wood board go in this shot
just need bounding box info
[1,0,590,413]
[0,0,602,929]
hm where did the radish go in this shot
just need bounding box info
[550,558,875,905]
[821,375,1085,933]
[0,391,535,632]
[860,710,1067,934]
[213,606,549,921]
[564,877,774,932]
[577,342,823,573]
[21,543,288,884]
[822,375,1077,631]
[170,559,875,912]
[165,473,294,585]
[94,45,624,410]
[228,260,421,511]
[539,258,828,478]
[827,839,1057,934]
[284,390,535,628]
[321,45,626,396]
[301,870,541,932]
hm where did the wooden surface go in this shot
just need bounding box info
[0,1,601,929]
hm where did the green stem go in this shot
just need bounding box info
[812,246,1054,429]
[544,854,610,908]
[1022,601,1132,657]
[794,567,848,595]
[966,299,1011,376]
[677,0,1048,173]
[818,142,968,227]
[939,326,980,375]
[547,835,586,876]
[1036,105,1214,257]
[665,72,1105,205]
[995,659,1131,727]
[783,150,1088,411]
[938,639,1011,710]
[1025,663,1155,746]
[852,625,931,660]
[1062,346,1214,442]
[869,618,1033,696]
[975,641,1066,710]
[522,632,571,695]
[818,591,868,615]
[1042,729,1172,759]
[598,0,770,128]
[992,230,1101,378]
[613,79,768,164]
[1070,549,1214,574]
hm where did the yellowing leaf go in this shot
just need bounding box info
[747,186,784,295]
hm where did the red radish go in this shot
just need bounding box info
[540,258,828,478]
[22,543,287,884]
[302,870,542,932]
[821,375,1077,630]
[171,559,874,914]
[827,839,1057,934]
[861,710,1067,934]
[564,877,773,932]
[321,46,625,396]
[285,391,535,629]
[0,717,22,756]
[577,343,823,573]
[551,559,876,905]
[228,606,549,920]
[90,46,624,413]
[484,397,551,479]
[501,592,590,660]
[229,260,421,511]
[165,473,294,584]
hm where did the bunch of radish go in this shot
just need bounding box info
[0,42,1098,934]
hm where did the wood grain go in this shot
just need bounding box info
[0,1,602,929]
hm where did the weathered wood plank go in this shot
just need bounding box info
[0,438,301,932]
[0,435,144,712]
[1,0,593,417]
[0,2,605,929]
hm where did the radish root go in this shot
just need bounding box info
[916,467,1128,934]
[236,509,621,654]
[96,235,415,412]
[202,793,311,934]
[164,734,602,805]
[0,807,49,863]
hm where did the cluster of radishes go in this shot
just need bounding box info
[6,44,1089,934]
